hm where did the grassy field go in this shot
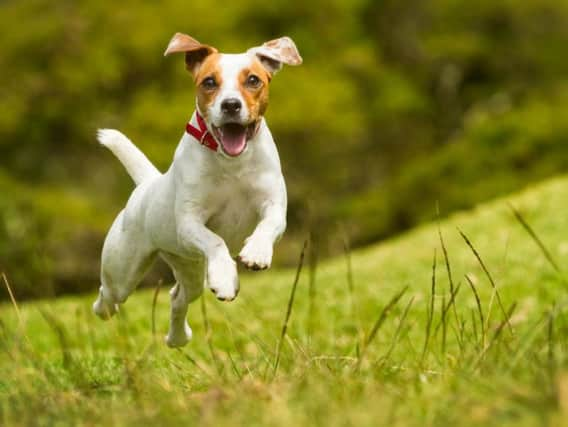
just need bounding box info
[2,176,568,426]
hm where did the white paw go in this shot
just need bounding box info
[93,290,119,320]
[165,324,193,348]
[238,237,273,271]
[207,256,239,301]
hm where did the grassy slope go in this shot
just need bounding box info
[3,176,568,426]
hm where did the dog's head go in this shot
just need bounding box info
[164,33,302,157]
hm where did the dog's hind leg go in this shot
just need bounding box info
[162,254,205,348]
[93,211,157,319]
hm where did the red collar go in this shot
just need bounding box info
[185,112,218,152]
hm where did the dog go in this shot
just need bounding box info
[93,33,302,347]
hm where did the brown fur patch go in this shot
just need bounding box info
[163,33,218,74]
[194,54,223,122]
[238,59,271,122]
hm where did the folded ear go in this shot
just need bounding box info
[247,36,303,74]
[164,33,218,74]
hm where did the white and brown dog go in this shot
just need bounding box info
[93,33,302,347]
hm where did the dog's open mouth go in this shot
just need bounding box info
[212,123,257,157]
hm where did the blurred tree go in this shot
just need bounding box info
[1,0,567,298]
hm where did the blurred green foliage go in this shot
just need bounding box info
[1,0,567,298]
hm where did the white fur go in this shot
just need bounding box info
[93,56,287,348]
[97,129,160,186]
[207,54,253,127]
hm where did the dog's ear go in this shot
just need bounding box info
[248,36,302,75]
[164,33,218,75]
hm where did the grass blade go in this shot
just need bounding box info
[465,274,485,347]
[474,302,517,368]
[421,250,437,365]
[509,204,561,274]
[437,214,459,324]
[151,279,162,338]
[356,286,409,370]
[343,232,364,355]
[2,273,22,325]
[382,296,415,364]
[458,228,513,336]
[434,282,462,335]
[273,239,308,378]
[176,349,216,380]
[441,295,447,355]
[307,232,319,342]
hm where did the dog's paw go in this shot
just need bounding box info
[93,289,119,320]
[165,323,193,348]
[238,237,273,271]
[207,256,239,301]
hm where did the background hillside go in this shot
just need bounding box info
[1,0,568,298]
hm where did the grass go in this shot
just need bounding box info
[3,175,568,426]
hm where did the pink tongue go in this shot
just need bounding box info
[220,124,247,157]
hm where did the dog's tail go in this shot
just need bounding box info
[97,129,161,185]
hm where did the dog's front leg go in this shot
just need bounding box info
[177,218,239,301]
[239,200,286,271]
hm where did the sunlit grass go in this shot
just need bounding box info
[2,176,568,426]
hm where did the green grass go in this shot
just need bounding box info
[3,176,568,426]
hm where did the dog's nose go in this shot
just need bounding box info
[221,98,242,115]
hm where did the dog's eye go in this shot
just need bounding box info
[246,75,261,88]
[201,77,218,90]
